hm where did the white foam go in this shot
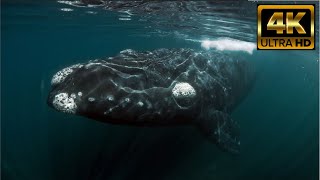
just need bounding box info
[60,8,74,12]
[86,11,97,14]
[119,10,134,16]
[201,38,256,54]
[57,0,83,7]
[119,18,131,21]
[57,0,104,7]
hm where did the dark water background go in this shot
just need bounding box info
[1,1,319,180]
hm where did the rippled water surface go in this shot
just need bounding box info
[2,1,319,180]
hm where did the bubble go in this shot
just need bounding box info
[60,8,73,12]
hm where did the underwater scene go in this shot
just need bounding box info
[1,1,319,180]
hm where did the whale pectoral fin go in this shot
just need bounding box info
[197,110,240,154]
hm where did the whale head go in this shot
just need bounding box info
[47,60,198,125]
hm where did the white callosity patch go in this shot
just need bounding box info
[51,64,82,85]
[69,64,83,69]
[53,93,77,114]
[70,93,76,99]
[137,101,144,107]
[88,97,95,102]
[51,68,73,85]
[172,82,196,99]
[106,95,114,101]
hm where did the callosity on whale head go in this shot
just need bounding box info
[47,48,256,154]
[47,56,200,125]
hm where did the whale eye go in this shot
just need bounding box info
[172,82,196,108]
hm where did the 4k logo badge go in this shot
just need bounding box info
[257,5,315,50]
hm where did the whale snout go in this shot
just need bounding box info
[50,64,83,86]
[47,64,85,114]
[47,92,78,114]
[47,62,154,122]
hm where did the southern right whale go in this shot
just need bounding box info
[47,48,255,154]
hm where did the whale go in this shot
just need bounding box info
[47,48,255,154]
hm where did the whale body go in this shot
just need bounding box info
[47,48,255,154]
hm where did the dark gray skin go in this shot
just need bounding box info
[47,48,255,154]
